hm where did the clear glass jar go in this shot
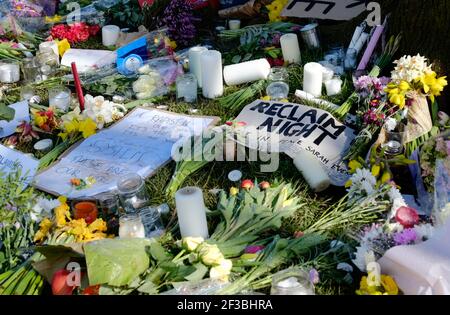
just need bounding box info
[270,267,315,295]
[22,57,41,83]
[117,173,150,213]
[382,123,405,156]
[344,48,357,71]
[37,51,59,77]
[266,67,289,101]
[119,213,146,238]
[20,85,35,101]
[139,206,165,238]
[48,86,71,112]
[97,193,121,217]
[176,73,198,103]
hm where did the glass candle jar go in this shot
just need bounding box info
[73,201,99,224]
[48,86,71,112]
[140,206,165,238]
[37,51,59,78]
[0,62,20,83]
[270,268,315,295]
[97,193,121,217]
[22,57,41,83]
[344,48,358,71]
[20,85,35,101]
[266,67,289,101]
[176,73,198,103]
[119,213,146,238]
[382,124,405,156]
[117,173,150,213]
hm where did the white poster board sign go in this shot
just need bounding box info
[0,144,39,186]
[0,101,30,139]
[34,108,218,198]
[282,0,367,21]
[234,100,357,185]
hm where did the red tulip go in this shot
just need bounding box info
[225,121,233,126]
[259,181,270,189]
[395,206,419,228]
[51,269,76,295]
[241,179,254,190]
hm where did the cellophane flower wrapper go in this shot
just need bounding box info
[160,278,229,295]
[433,158,450,226]
[403,93,433,144]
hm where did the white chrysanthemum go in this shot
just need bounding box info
[30,197,61,222]
[352,245,371,272]
[361,225,384,243]
[352,168,377,187]
[414,223,435,242]
[384,117,398,132]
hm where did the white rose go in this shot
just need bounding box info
[199,243,224,266]
[209,259,232,282]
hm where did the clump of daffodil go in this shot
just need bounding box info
[266,0,289,22]
[356,274,399,295]
[58,112,97,141]
[384,81,410,109]
[34,196,110,244]
[415,70,448,102]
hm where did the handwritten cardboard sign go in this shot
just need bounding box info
[0,144,39,186]
[34,107,219,198]
[282,0,367,21]
[234,100,357,185]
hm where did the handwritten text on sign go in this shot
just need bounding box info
[0,144,39,186]
[234,100,357,185]
[34,108,216,198]
[282,0,368,21]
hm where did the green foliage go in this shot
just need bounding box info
[101,0,143,31]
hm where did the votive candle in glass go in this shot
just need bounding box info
[117,173,150,213]
[102,25,121,46]
[176,73,198,103]
[119,213,146,238]
[49,86,71,112]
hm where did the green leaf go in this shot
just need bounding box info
[231,55,242,64]
[184,263,208,282]
[0,104,15,122]
[148,241,172,263]
[137,280,158,294]
[242,53,253,62]
[267,50,278,59]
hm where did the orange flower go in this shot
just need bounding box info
[70,178,81,186]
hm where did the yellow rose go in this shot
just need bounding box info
[182,236,204,252]
[229,187,239,196]
[199,243,225,266]
[209,259,232,282]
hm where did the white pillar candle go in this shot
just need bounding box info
[293,150,330,192]
[188,46,208,88]
[303,62,323,97]
[102,25,121,46]
[352,32,369,55]
[223,58,271,86]
[175,187,209,239]
[324,77,342,96]
[0,63,20,83]
[321,66,334,82]
[39,41,59,63]
[201,50,223,99]
[229,20,241,30]
[280,33,301,64]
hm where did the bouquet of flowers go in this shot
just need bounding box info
[50,22,100,44]
[420,130,450,192]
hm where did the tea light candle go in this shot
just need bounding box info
[175,187,209,238]
[102,25,121,46]
[176,73,198,103]
[119,214,146,238]
[201,50,223,99]
[303,62,323,97]
[322,66,334,82]
[280,34,301,64]
[188,46,208,88]
[0,63,20,83]
[34,139,53,153]
[223,58,271,86]
[293,150,330,192]
[229,20,241,30]
[324,77,342,96]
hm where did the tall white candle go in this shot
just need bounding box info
[303,62,323,97]
[293,150,330,192]
[102,25,121,46]
[280,33,301,64]
[0,64,20,83]
[325,77,342,96]
[39,41,59,63]
[175,187,209,238]
[229,20,241,30]
[348,24,365,51]
[188,46,208,88]
[223,58,271,86]
[201,50,223,99]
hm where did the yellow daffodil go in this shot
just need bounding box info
[348,160,362,174]
[56,39,71,57]
[261,95,271,101]
[79,118,97,138]
[58,196,67,204]
[381,275,399,295]
[344,179,352,188]
[371,164,381,177]
[34,218,53,242]
[389,93,406,108]
[34,114,47,127]
[55,203,70,227]
[88,219,107,233]
[398,80,411,91]
[230,187,239,196]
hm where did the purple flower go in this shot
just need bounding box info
[244,245,265,254]
[393,228,417,245]
[309,269,320,284]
